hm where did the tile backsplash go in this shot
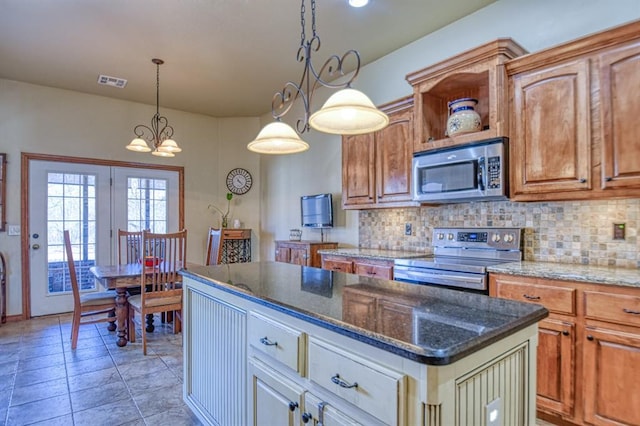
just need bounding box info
[359,199,639,268]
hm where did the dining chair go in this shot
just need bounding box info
[128,229,187,355]
[63,230,117,350]
[117,229,143,265]
[205,227,223,265]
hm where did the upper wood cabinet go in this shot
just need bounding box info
[406,39,526,153]
[509,59,592,196]
[342,96,418,209]
[599,41,640,190]
[506,19,640,201]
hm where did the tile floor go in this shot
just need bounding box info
[1,314,557,426]
[0,314,202,426]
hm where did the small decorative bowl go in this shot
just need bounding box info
[142,256,162,267]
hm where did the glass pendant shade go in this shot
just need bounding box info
[126,138,152,152]
[158,139,182,153]
[247,121,310,154]
[309,88,389,135]
[151,148,175,157]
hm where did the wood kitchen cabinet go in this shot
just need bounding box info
[491,276,577,419]
[274,241,338,268]
[321,254,393,280]
[490,273,640,426]
[599,40,640,190]
[406,38,526,152]
[342,96,418,209]
[506,19,640,201]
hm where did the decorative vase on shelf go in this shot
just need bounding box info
[446,97,481,137]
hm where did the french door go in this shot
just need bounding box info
[29,160,179,317]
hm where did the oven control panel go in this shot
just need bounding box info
[433,227,521,250]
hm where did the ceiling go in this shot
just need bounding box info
[0,0,497,118]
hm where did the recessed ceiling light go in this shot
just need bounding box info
[349,0,368,7]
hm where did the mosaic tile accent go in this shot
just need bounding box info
[358,199,640,268]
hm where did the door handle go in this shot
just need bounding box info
[32,244,41,250]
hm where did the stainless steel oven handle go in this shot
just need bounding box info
[393,268,486,290]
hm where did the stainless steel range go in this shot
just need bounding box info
[394,227,522,293]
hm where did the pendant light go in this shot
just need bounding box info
[126,59,182,157]
[247,0,388,154]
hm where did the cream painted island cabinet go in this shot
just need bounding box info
[181,262,547,426]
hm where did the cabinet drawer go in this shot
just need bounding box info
[323,258,353,273]
[308,337,406,425]
[495,280,576,315]
[584,291,640,327]
[354,262,393,280]
[248,312,306,375]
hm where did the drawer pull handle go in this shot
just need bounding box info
[331,373,358,389]
[562,330,570,336]
[288,401,298,412]
[301,412,313,423]
[260,337,278,347]
[523,294,541,300]
[587,335,594,341]
[623,308,640,315]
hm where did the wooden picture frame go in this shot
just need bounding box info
[0,154,5,232]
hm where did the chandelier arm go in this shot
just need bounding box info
[133,124,156,144]
[308,47,361,90]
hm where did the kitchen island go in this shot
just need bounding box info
[181,262,547,426]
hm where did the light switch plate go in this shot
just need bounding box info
[7,225,20,236]
[405,223,412,236]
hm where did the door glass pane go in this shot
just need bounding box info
[47,173,97,294]
[126,177,168,233]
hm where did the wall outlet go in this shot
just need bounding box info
[486,398,501,426]
[404,223,412,236]
[613,223,625,240]
[7,225,20,236]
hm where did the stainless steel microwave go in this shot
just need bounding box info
[412,138,508,203]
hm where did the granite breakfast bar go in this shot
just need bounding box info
[180,262,548,426]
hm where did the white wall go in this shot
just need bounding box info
[0,79,261,316]
[258,0,640,259]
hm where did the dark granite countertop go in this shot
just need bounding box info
[181,262,547,365]
[317,247,432,261]
[488,261,640,288]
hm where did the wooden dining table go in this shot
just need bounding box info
[89,262,193,347]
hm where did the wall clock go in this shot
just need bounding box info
[226,168,253,195]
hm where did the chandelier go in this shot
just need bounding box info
[126,58,182,157]
[247,0,389,155]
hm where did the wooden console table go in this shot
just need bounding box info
[221,229,251,263]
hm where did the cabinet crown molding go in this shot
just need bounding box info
[406,38,527,86]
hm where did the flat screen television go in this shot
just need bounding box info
[301,193,333,228]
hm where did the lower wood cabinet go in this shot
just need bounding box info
[582,327,640,425]
[490,273,640,426]
[275,241,338,268]
[321,254,394,280]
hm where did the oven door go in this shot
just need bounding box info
[393,265,487,292]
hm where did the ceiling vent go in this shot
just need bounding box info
[97,75,127,88]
